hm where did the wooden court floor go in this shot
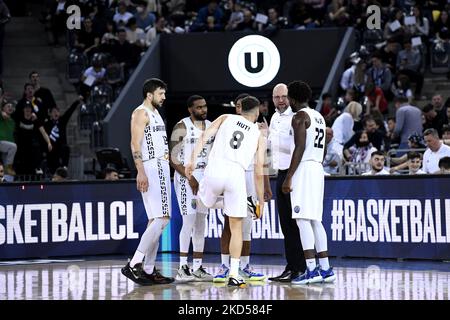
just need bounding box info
[0,254,448,300]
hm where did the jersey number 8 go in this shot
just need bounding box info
[229,130,244,149]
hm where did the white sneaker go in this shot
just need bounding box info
[192,266,213,282]
[175,264,195,282]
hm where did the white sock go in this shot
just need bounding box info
[319,257,330,270]
[221,254,230,267]
[240,256,249,268]
[230,258,240,277]
[130,250,145,268]
[306,258,316,272]
[180,256,188,268]
[193,258,202,271]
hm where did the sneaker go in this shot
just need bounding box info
[121,262,154,286]
[192,266,213,282]
[247,196,261,219]
[175,264,195,282]
[239,264,266,281]
[319,266,336,283]
[228,275,246,288]
[213,264,230,283]
[291,267,323,285]
[143,267,174,284]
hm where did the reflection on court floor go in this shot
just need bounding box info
[0,257,448,300]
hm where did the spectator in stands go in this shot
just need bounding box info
[0,0,11,78]
[438,156,450,174]
[406,5,430,39]
[393,96,423,153]
[323,127,342,175]
[74,17,100,57]
[101,20,118,44]
[391,74,413,104]
[364,82,388,117]
[80,54,106,99]
[390,151,425,174]
[378,38,399,74]
[0,99,16,176]
[15,83,47,122]
[134,0,156,30]
[384,8,406,42]
[325,0,350,27]
[345,130,377,174]
[362,151,389,175]
[385,116,400,150]
[331,101,362,145]
[396,39,424,100]
[235,8,256,31]
[224,0,244,31]
[431,94,448,124]
[262,6,287,32]
[320,92,338,125]
[366,54,392,97]
[29,71,57,112]
[423,103,446,136]
[44,98,82,174]
[433,10,450,38]
[125,17,146,48]
[14,103,52,176]
[290,0,319,29]
[104,166,119,180]
[340,53,363,92]
[190,1,224,32]
[344,115,385,151]
[389,132,427,171]
[422,128,450,173]
[145,16,172,47]
[52,166,68,181]
[113,1,134,28]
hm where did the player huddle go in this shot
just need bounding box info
[121,78,336,288]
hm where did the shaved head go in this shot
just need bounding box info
[272,83,289,113]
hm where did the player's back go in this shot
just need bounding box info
[292,107,326,163]
[209,114,260,170]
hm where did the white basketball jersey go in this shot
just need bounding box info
[178,117,212,170]
[136,105,169,161]
[290,107,326,163]
[209,114,260,170]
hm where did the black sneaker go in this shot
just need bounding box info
[121,262,154,286]
[142,267,175,284]
[228,275,246,288]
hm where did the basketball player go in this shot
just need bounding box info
[282,81,336,285]
[186,96,266,287]
[170,95,214,282]
[214,93,269,283]
[121,78,174,285]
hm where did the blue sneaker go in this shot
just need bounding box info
[319,266,336,283]
[239,264,266,281]
[291,267,323,285]
[213,264,230,283]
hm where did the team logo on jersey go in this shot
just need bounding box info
[294,206,301,214]
[228,35,280,88]
[191,199,197,210]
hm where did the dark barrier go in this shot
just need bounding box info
[1,176,449,260]
[161,29,346,94]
